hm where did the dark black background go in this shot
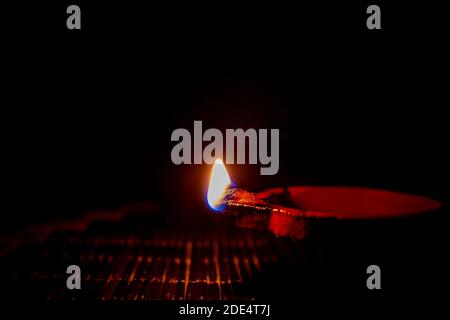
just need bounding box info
[3,1,448,230]
[1,1,449,314]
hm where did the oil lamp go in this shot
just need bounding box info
[207,159,442,239]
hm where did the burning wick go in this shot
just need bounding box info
[206,158,324,239]
[206,158,442,239]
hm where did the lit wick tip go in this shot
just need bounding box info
[206,159,310,239]
[206,158,273,214]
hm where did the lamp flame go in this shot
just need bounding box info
[207,159,231,210]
